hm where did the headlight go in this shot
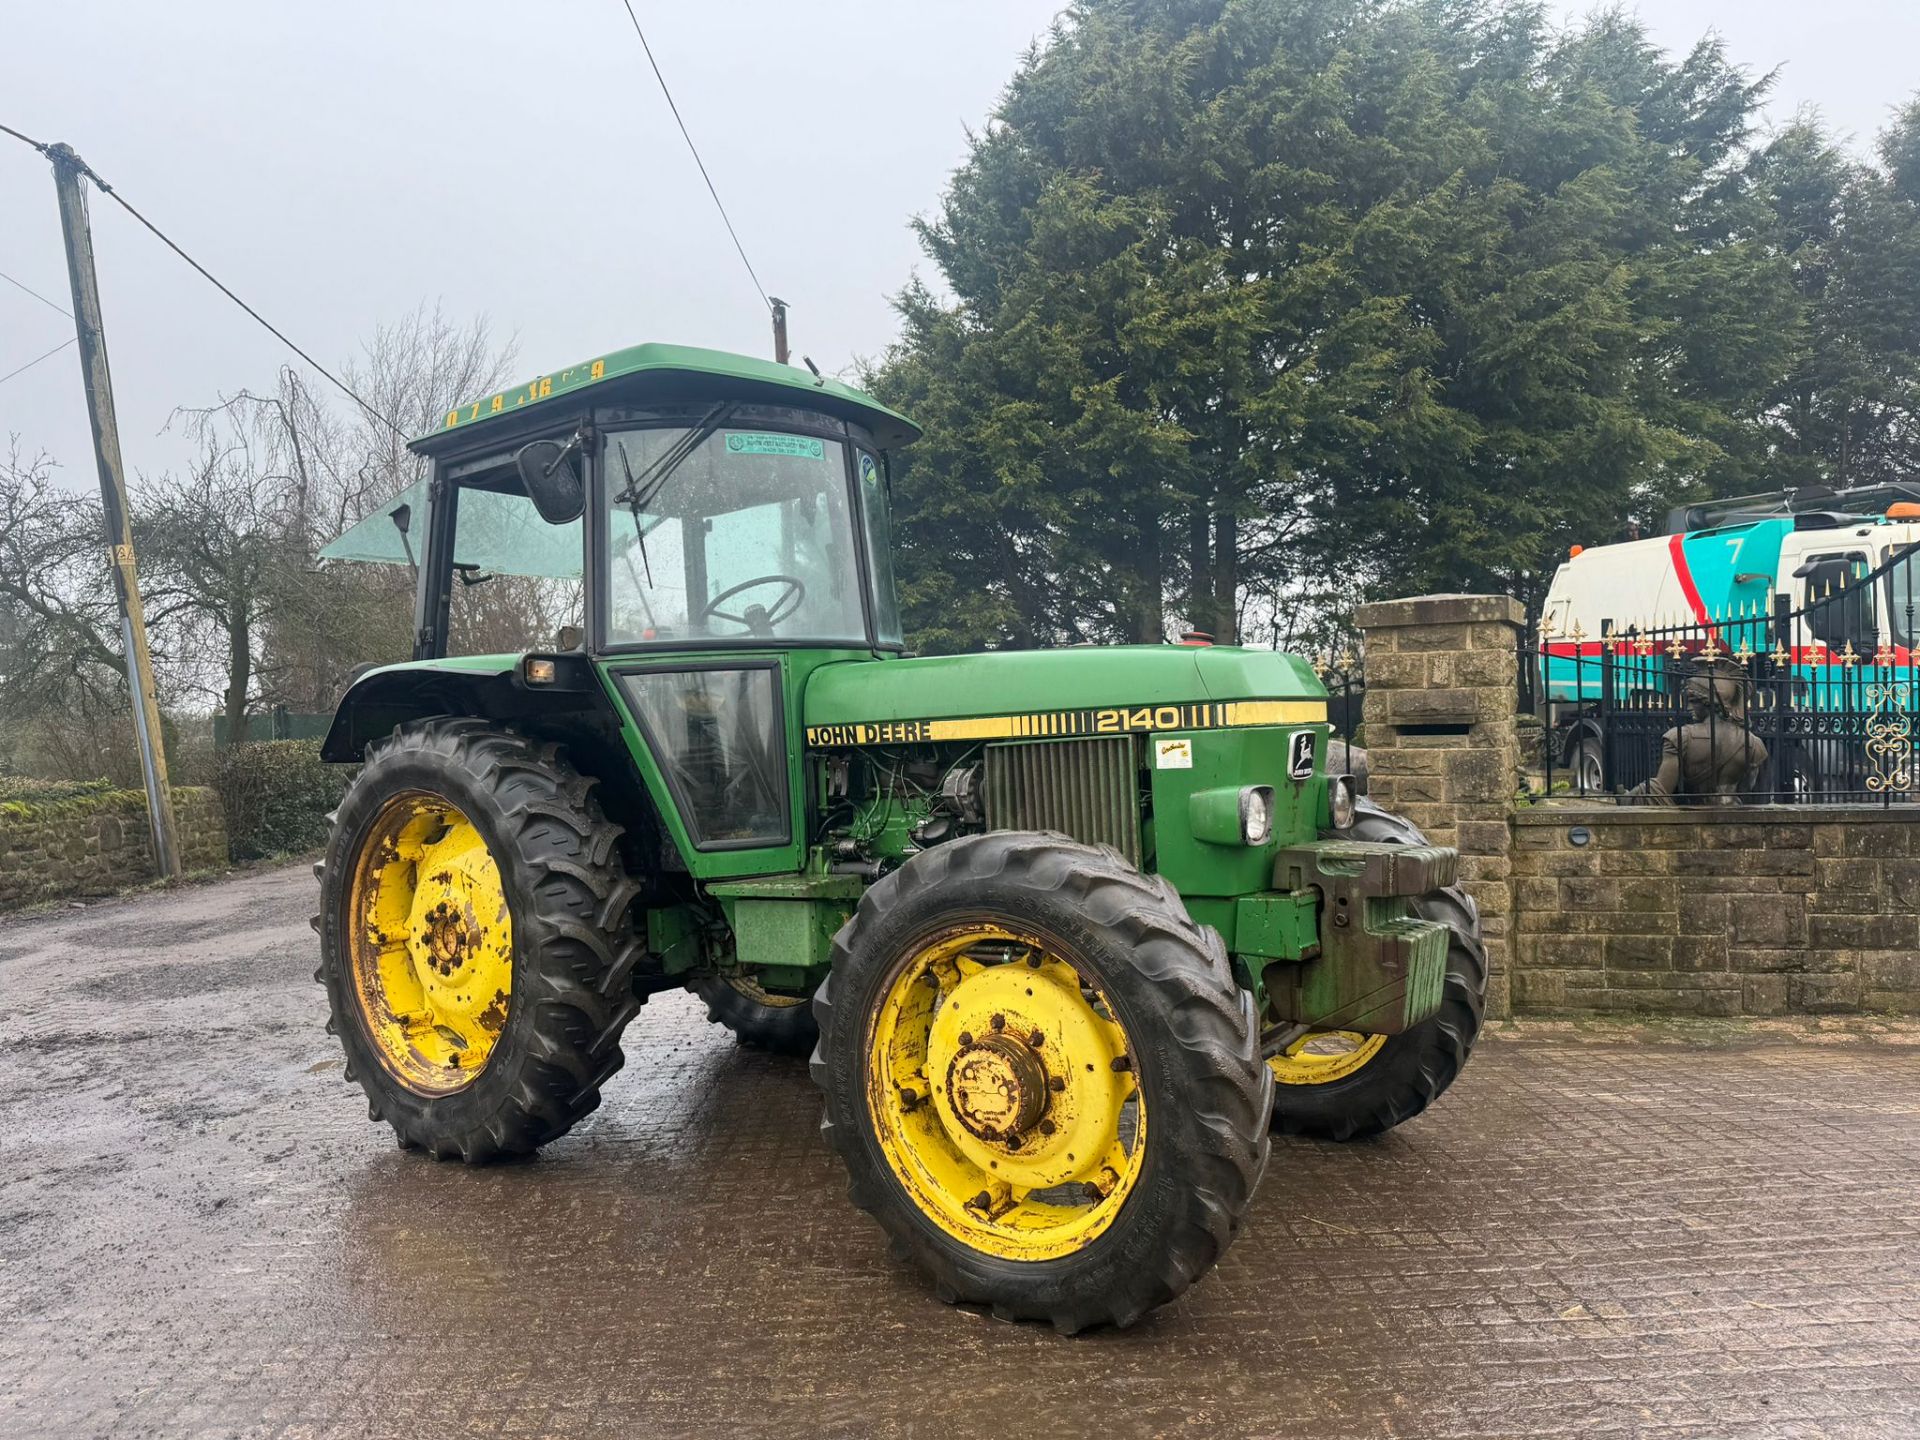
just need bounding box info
[1239,785,1275,845]
[1328,774,1358,830]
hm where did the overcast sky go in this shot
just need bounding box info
[3,1,1917,495]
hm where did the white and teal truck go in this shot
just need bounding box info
[1539,485,1920,794]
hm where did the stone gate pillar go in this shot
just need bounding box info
[1352,594,1526,1019]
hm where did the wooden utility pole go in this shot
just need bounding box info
[769,296,790,365]
[47,142,181,880]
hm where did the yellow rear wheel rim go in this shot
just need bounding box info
[1267,1030,1387,1086]
[866,923,1145,1263]
[347,792,513,1096]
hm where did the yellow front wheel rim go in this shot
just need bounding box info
[866,924,1145,1263]
[727,974,809,1009]
[1267,1030,1387,1086]
[347,793,513,1095]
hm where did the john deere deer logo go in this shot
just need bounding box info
[1288,730,1316,780]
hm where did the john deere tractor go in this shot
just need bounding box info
[314,343,1484,1331]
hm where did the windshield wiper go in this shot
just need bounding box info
[613,441,656,588]
[614,401,732,513]
[613,402,732,592]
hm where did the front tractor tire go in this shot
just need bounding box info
[1266,799,1486,1141]
[692,972,819,1056]
[315,718,643,1161]
[813,832,1271,1332]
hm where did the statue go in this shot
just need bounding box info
[1628,656,1768,805]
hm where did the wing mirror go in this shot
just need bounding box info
[514,438,586,525]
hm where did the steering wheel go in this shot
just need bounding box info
[701,573,807,636]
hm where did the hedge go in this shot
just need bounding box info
[215,740,354,861]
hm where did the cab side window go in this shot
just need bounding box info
[615,666,788,848]
[1802,552,1875,651]
[445,479,585,657]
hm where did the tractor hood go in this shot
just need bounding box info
[802,646,1327,748]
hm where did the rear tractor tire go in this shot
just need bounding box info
[1266,799,1486,1142]
[692,972,819,1056]
[813,831,1271,1332]
[314,718,644,1161]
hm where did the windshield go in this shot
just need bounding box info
[604,425,868,646]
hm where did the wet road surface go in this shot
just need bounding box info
[3,864,1919,1439]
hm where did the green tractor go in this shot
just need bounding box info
[314,342,1484,1331]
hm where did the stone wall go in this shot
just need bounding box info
[0,788,227,910]
[1354,594,1920,1018]
[1511,807,1920,1016]
[1353,594,1528,1019]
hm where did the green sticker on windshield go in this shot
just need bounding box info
[725,432,824,459]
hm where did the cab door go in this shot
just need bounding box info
[590,415,878,880]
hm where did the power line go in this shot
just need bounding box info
[0,266,71,318]
[615,2,772,313]
[86,175,407,441]
[0,120,49,155]
[1,122,408,441]
[0,335,76,389]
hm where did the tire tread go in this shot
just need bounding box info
[315,718,644,1162]
[812,830,1270,1332]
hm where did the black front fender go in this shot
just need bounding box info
[320,656,606,762]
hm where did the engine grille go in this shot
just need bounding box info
[983,736,1142,866]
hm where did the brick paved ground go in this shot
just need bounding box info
[2,865,1918,1439]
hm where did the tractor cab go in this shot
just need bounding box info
[381,343,916,663]
[322,345,919,872]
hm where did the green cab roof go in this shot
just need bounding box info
[413,341,920,454]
